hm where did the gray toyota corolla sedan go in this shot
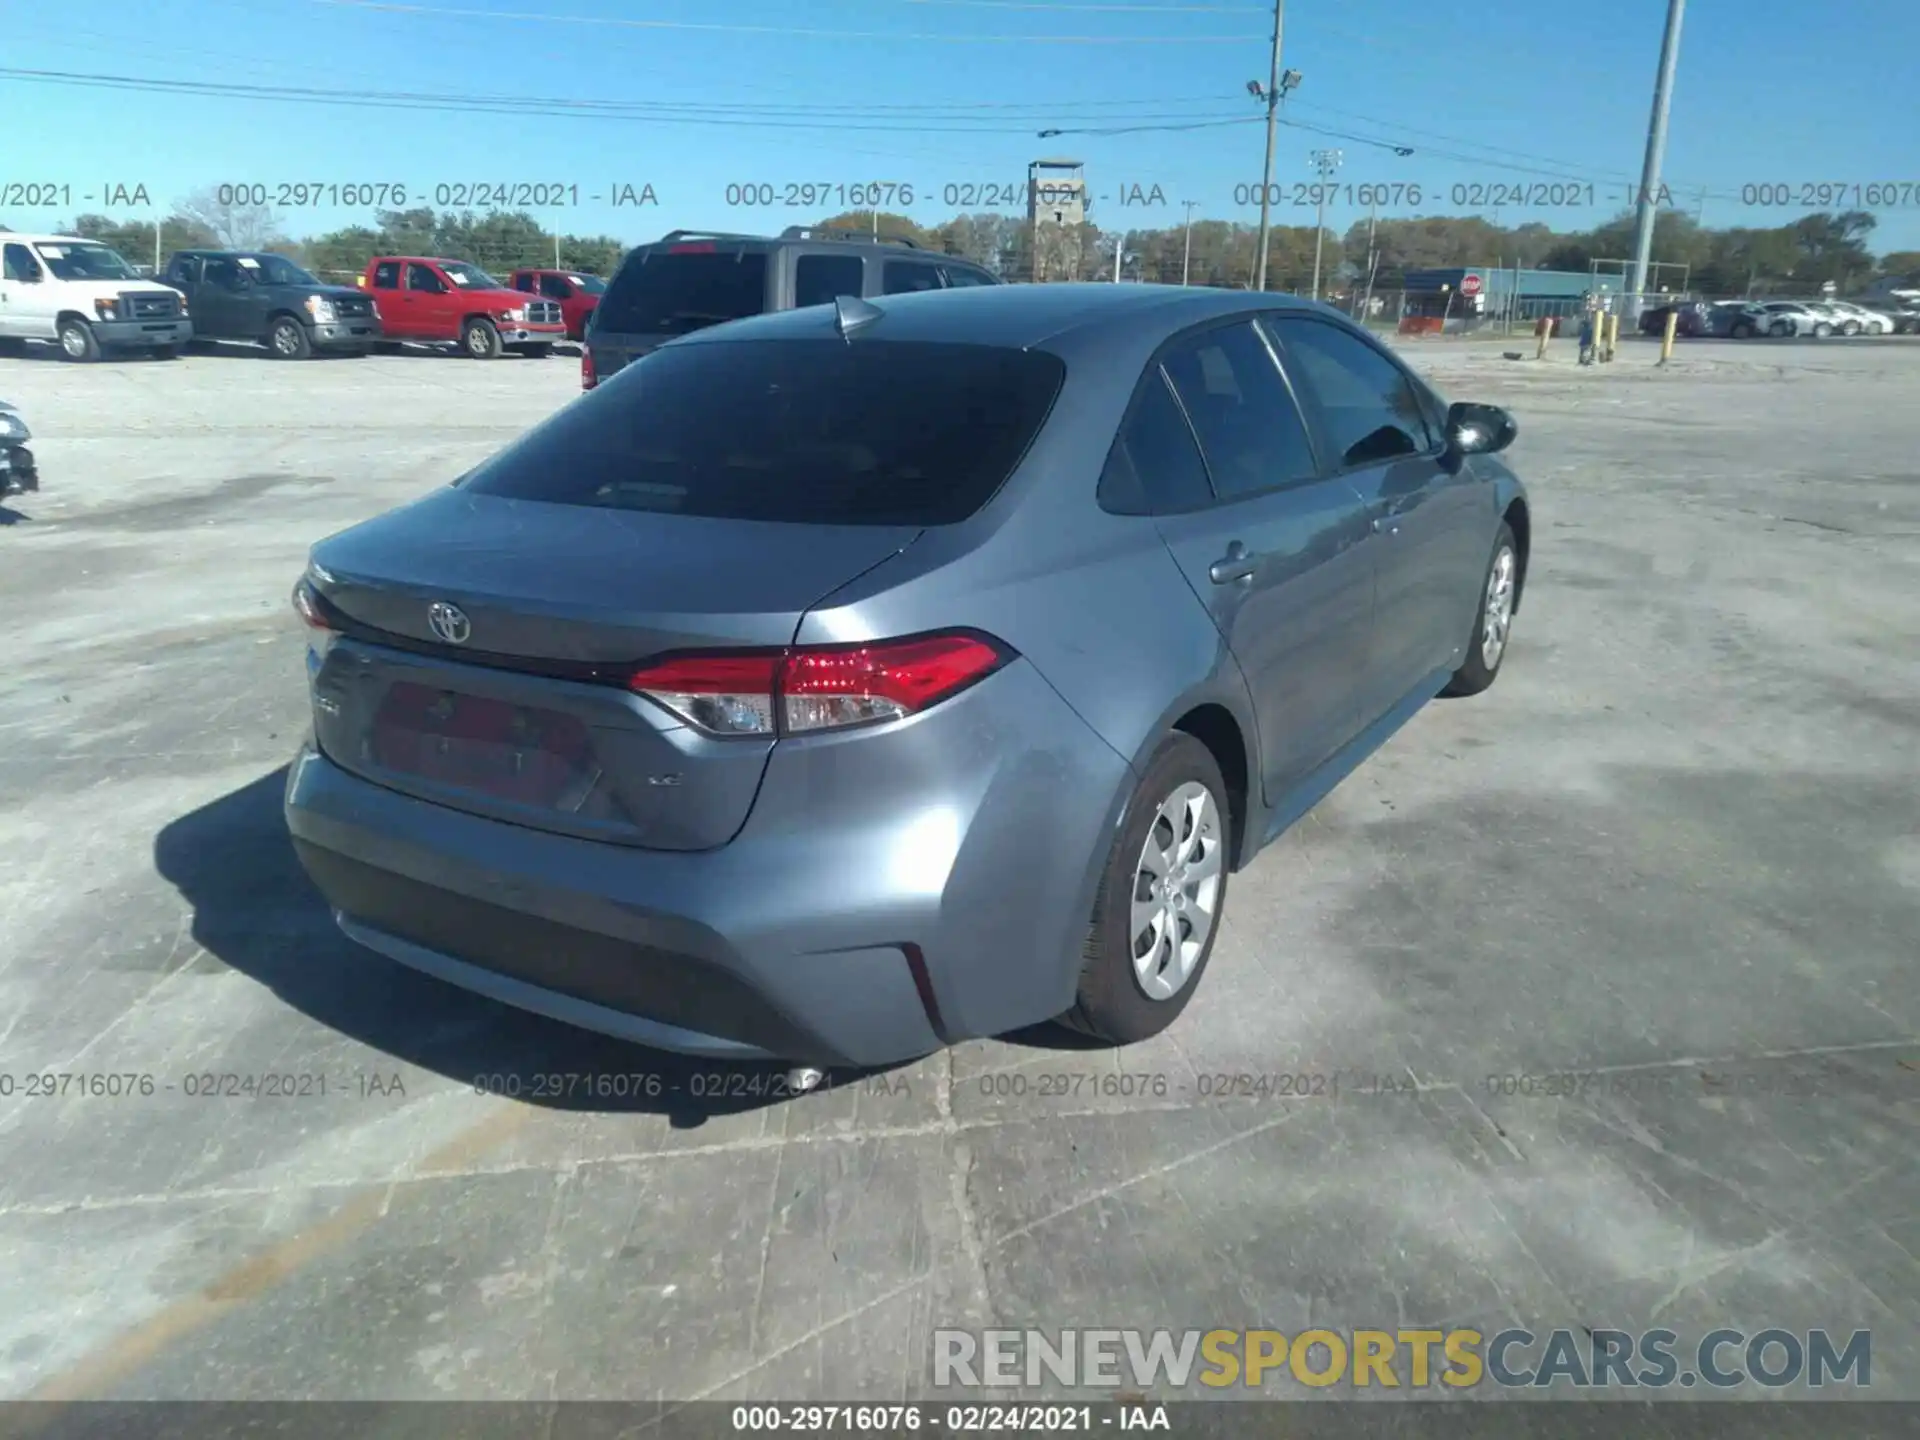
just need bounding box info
[284,283,1528,1067]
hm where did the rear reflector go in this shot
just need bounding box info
[581,344,597,390]
[627,632,1010,738]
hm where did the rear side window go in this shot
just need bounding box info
[461,340,1066,527]
[883,260,945,295]
[371,261,401,289]
[1159,322,1318,501]
[511,273,535,292]
[940,265,996,288]
[595,250,770,335]
[794,254,864,308]
[1264,317,1436,466]
[1098,372,1214,516]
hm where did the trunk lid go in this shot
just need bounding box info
[306,488,920,849]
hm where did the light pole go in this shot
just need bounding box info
[1627,0,1686,322]
[1181,200,1199,285]
[1309,148,1342,301]
[1248,0,1295,293]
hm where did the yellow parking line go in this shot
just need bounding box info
[27,1102,532,1406]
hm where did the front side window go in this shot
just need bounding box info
[406,263,446,293]
[4,244,44,282]
[1263,316,1435,467]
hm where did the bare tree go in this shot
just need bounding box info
[176,187,286,250]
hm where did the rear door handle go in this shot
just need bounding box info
[1209,542,1260,585]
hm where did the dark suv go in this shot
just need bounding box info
[582,226,1000,389]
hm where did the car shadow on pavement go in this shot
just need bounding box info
[0,502,30,525]
[154,766,902,1128]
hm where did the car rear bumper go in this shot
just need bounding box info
[283,660,1132,1066]
[94,317,191,348]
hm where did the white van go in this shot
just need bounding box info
[0,232,193,361]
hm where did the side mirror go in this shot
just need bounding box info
[1446,401,1517,456]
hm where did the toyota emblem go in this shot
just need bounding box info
[426,601,471,645]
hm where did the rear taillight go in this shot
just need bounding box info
[581,344,597,390]
[292,579,335,632]
[627,632,1011,738]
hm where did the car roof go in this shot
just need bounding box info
[631,228,943,255]
[669,283,1340,354]
[5,233,97,245]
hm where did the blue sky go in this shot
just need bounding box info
[5,0,1919,251]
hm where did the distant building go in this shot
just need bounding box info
[1397,266,1623,332]
[1027,159,1088,231]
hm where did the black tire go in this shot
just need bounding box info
[57,317,101,363]
[268,316,312,360]
[152,345,180,361]
[1060,733,1231,1046]
[1839,321,1860,337]
[521,343,553,359]
[1812,322,1834,338]
[372,340,404,355]
[1731,321,1755,338]
[462,318,503,359]
[1442,521,1518,699]
[1769,321,1792,338]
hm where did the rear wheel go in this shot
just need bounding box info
[1442,521,1518,699]
[1061,733,1230,1046]
[1769,320,1792,338]
[58,318,100,362]
[1839,320,1861,336]
[1731,321,1755,339]
[268,316,312,360]
[1813,322,1835,338]
[462,318,503,359]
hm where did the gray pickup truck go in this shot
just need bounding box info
[158,250,383,358]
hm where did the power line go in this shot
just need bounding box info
[0,68,1251,129]
[309,0,1263,42]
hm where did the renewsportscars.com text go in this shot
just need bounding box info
[934,1327,1871,1391]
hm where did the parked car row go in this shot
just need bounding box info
[0,231,607,361]
[1636,297,1916,340]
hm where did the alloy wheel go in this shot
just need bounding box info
[1129,781,1224,1001]
[1482,544,1516,670]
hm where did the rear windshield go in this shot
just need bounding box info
[594,250,770,336]
[460,339,1066,526]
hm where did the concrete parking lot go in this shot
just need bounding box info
[1,333,1915,1405]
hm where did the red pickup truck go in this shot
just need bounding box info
[358,256,566,358]
[508,268,604,342]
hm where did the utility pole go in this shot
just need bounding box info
[1309,148,1342,302]
[1112,230,1126,283]
[1252,0,1286,292]
[1181,200,1199,285]
[1627,0,1686,322]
